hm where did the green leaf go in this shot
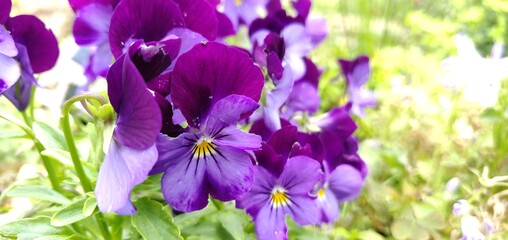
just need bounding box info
[51,197,89,227]
[0,216,72,239]
[83,196,97,217]
[217,210,250,240]
[33,122,68,151]
[131,198,183,240]
[41,149,73,166]
[1,185,70,205]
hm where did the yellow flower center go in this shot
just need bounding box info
[317,188,326,200]
[193,137,216,159]
[235,0,242,6]
[270,186,289,208]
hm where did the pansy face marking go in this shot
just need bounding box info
[270,186,289,208]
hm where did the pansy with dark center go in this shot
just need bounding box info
[150,42,264,212]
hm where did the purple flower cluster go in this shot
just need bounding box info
[0,0,58,110]
[64,0,373,238]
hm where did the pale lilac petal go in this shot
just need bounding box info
[287,195,320,225]
[317,189,339,223]
[95,139,158,215]
[237,166,275,217]
[306,17,328,46]
[89,42,112,78]
[212,126,261,150]
[0,54,20,94]
[328,164,364,202]
[279,156,322,194]
[0,27,17,57]
[255,204,288,240]
[206,145,254,202]
[73,4,112,46]
[6,15,59,73]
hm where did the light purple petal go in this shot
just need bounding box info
[73,3,112,46]
[287,194,320,225]
[0,0,11,24]
[255,204,288,240]
[328,164,364,202]
[166,28,207,69]
[6,15,59,73]
[171,42,264,128]
[206,145,254,202]
[0,54,20,94]
[237,166,275,217]
[212,126,261,150]
[150,133,191,175]
[95,139,158,215]
[205,94,260,129]
[160,138,209,212]
[172,0,218,40]
[264,65,294,130]
[279,156,322,194]
[306,17,328,46]
[89,42,112,78]
[338,55,370,87]
[3,44,36,111]
[109,0,185,57]
[285,81,320,116]
[0,27,18,57]
[107,54,162,150]
[317,188,339,223]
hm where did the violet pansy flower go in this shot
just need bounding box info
[150,42,264,212]
[1,1,59,111]
[222,0,268,30]
[338,55,377,117]
[95,46,162,215]
[238,125,323,240]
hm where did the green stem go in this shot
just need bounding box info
[60,94,111,239]
[0,113,62,192]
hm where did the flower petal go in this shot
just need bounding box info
[255,143,286,178]
[68,0,118,12]
[0,54,20,94]
[5,15,59,73]
[0,0,11,24]
[327,164,364,202]
[107,54,162,150]
[338,55,370,87]
[171,42,264,128]
[287,194,320,225]
[317,189,339,223]
[212,126,261,151]
[95,139,158,215]
[3,44,36,111]
[172,0,217,40]
[279,156,322,194]
[205,94,260,131]
[0,26,17,57]
[73,3,112,46]
[108,0,185,57]
[255,203,288,240]
[206,145,254,202]
[237,165,275,217]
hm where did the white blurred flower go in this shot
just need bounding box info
[453,199,470,216]
[460,216,485,240]
[445,177,460,194]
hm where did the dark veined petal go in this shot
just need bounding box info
[204,94,259,132]
[206,145,254,202]
[0,27,17,57]
[0,54,20,94]
[0,0,11,24]
[278,156,323,194]
[255,203,288,240]
[237,166,275,218]
[5,15,59,73]
[172,0,217,40]
[3,44,37,111]
[212,126,261,151]
[73,3,112,46]
[159,133,209,212]
[95,139,158,215]
[171,42,263,128]
[327,164,364,202]
[107,53,161,150]
[109,0,185,57]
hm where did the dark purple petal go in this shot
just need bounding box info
[212,126,261,151]
[250,118,291,141]
[95,139,158,215]
[292,0,310,20]
[0,54,20,94]
[166,28,207,67]
[287,194,320,225]
[205,94,260,129]
[296,132,324,162]
[159,135,209,212]
[236,166,275,217]
[267,125,297,160]
[206,145,254,202]
[317,105,357,135]
[172,0,217,40]
[154,92,184,137]
[0,27,17,57]
[279,156,322,194]
[129,38,181,82]
[171,42,264,128]
[68,0,118,12]
[107,54,162,150]
[3,44,36,111]
[5,15,59,73]
[216,11,235,38]
[317,188,339,223]
[109,0,185,57]
[266,0,283,17]
[249,10,297,37]
[73,3,112,46]
[338,55,370,87]
[327,164,364,202]
[255,204,288,240]
[255,143,286,178]
[0,0,11,24]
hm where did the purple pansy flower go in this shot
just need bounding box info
[338,55,377,117]
[283,58,321,118]
[1,1,59,110]
[149,42,264,212]
[222,0,268,30]
[95,44,162,215]
[238,125,323,240]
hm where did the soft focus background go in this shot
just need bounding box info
[1,0,508,239]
